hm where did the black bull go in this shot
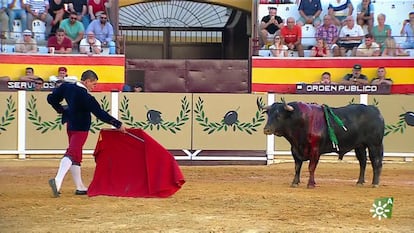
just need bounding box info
[262,102,384,188]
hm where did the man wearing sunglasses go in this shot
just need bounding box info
[86,13,115,54]
[59,11,85,50]
[85,12,115,54]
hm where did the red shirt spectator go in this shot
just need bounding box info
[47,28,73,54]
[280,17,304,57]
[88,0,109,21]
[280,24,302,44]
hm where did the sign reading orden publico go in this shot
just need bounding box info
[296,84,391,95]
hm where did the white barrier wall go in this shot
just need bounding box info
[0,91,412,164]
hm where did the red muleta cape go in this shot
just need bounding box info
[88,128,185,198]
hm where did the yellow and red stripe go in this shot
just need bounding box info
[0,54,125,91]
[252,57,414,94]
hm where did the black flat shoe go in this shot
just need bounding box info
[48,179,60,198]
[75,190,88,195]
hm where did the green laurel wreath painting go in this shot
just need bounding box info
[120,95,190,133]
[27,94,110,134]
[0,95,17,134]
[194,96,266,135]
[384,113,409,136]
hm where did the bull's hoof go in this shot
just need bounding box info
[356,183,364,187]
[372,184,380,188]
[290,183,299,188]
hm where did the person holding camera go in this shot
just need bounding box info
[400,12,414,49]
[338,16,364,56]
[79,31,101,54]
[340,64,369,85]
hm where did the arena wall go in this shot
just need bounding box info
[0,91,412,164]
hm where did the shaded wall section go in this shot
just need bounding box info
[126,59,249,93]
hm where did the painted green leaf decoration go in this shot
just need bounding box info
[194,97,266,135]
[27,94,109,134]
[0,95,17,134]
[120,95,190,134]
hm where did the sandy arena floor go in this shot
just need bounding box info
[0,159,413,233]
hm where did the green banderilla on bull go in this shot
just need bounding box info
[323,105,347,151]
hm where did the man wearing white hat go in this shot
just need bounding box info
[15,29,38,53]
[0,0,9,39]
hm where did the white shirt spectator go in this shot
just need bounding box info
[339,24,364,44]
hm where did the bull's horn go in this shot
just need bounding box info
[281,98,294,111]
[261,105,271,110]
[284,104,294,112]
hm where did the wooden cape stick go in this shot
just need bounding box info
[126,132,145,143]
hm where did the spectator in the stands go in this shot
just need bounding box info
[280,17,304,57]
[26,0,53,39]
[48,0,66,35]
[338,16,364,56]
[15,30,38,53]
[47,28,72,54]
[31,77,44,91]
[79,31,101,54]
[49,66,78,83]
[400,12,414,49]
[315,15,340,56]
[371,67,393,85]
[259,7,283,48]
[0,0,10,39]
[328,0,353,27]
[269,34,288,57]
[87,0,110,22]
[0,75,10,82]
[313,71,336,84]
[67,0,89,30]
[355,33,380,57]
[311,38,330,57]
[381,37,408,57]
[297,0,322,27]
[372,13,391,51]
[356,0,374,34]
[59,11,85,49]
[7,0,28,33]
[86,12,115,54]
[340,64,369,85]
[19,67,42,82]
[122,82,144,92]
